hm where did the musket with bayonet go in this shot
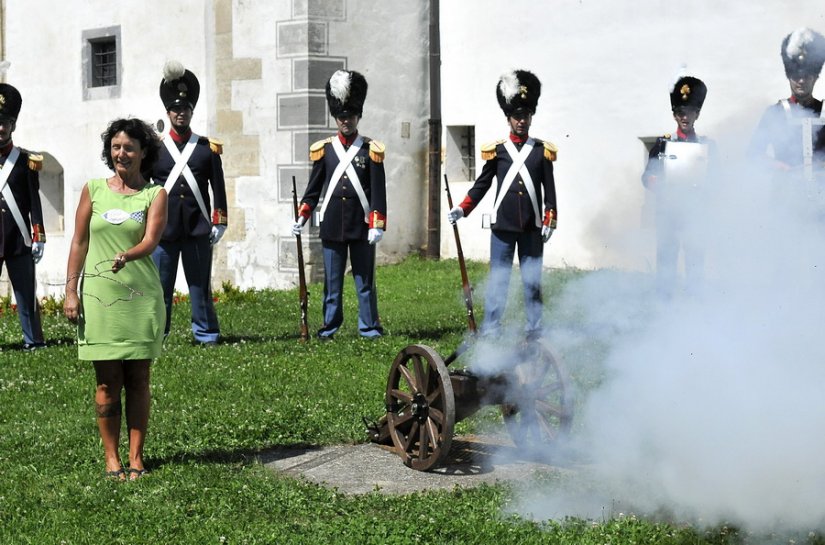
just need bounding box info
[292,176,310,342]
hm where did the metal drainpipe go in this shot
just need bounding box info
[426,0,442,259]
[0,0,5,82]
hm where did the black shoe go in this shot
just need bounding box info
[524,331,542,343]
[317,334,335,342]
[22,343,46,351]
[196,340,218,347]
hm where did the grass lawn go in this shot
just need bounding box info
[0,256,814,544]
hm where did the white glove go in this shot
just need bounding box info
[368,228,384,245]
[541,225,555,243]
[292,216,308,236]
[447,206,464,224]
[31,242,45,264]
[210,225,227,245]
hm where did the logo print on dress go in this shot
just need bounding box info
[101,209,145,224]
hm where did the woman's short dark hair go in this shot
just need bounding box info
[100,118,161,175]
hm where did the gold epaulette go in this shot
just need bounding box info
[27,153,43,171]
[369,140,385,163]
[208,137,223,155]
[310,137,333,162]
[481,140,504,161]
[542,141,558,162]
[663,133,672,140]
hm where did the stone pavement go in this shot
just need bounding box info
[259,435,570,495]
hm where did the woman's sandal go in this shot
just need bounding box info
[105,468,126,481]
[127,468,148,481]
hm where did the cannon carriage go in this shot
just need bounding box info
[363,176,575,470]
[366,338,574,471]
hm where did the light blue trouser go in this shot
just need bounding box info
[152,236,220,343]
[483,229,544,338]
[319,239,382,338]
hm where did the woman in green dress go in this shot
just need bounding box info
[64,118,168,481]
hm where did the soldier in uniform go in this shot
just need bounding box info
[292,70,387,339]
[642,75,714,298]
[0,83,46,350]
[748,28,825,177]
[152,62,227,346]
[447,70,557,341]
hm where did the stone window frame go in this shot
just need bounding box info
[81,25,122,101]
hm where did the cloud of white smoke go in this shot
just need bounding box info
[502,127,825,532]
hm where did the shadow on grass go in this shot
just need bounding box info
[0,336,76,351]
[187,333,303,346]
[146,442,320,471]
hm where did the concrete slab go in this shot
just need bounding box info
[259,435,570,495]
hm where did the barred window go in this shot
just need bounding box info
[446,125,476,182]
[90,38,117,87]
[82,26,121,100]
[458,126,475,181]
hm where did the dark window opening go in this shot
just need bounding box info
[90,38,117,87]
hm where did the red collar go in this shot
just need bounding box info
[338,131,358,146]
[0,141,13,157]
[509,133,528,144]
[788,95,820,109]
[675,127,697,142]
[170,128,193,144]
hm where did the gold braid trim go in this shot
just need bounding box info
[369,140,385,163]
[310,137,332,162]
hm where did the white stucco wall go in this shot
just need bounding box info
[439,0,825,271]
[228,1,429,290]
[2,0,823,297]
[3,0,210,297]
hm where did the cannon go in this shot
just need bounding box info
[363,175,574,471]
[366,338,574,471]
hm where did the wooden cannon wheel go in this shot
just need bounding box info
[501,339,574,448]
[385,344,456,471]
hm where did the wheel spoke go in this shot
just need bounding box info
[390,388,413,404]
[536,382,562,396]
[427,406,444,425]
[425,417,440,451]
[535,399,563,417]
[398,363,417,393]
[391,410,414,427]
[425,387,442,406]
[537,410,557,439]
[418,420,431,459]
[412,355,428,393]
[403,421,420,453]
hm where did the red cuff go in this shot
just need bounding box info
[369,211,386,229]
[297,203,312,221]
[543,210,557,229]
[32,224,46,243]
[212,209,228,226]
[459,195,476,216]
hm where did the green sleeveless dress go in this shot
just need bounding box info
[78,179,165,360]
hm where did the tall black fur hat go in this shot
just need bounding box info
[326,70,368,117]
[0,83,22,121]
[496,69,541,116]
[669,76,707,111]
[159,60,200,110]
[781,28,825,78]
